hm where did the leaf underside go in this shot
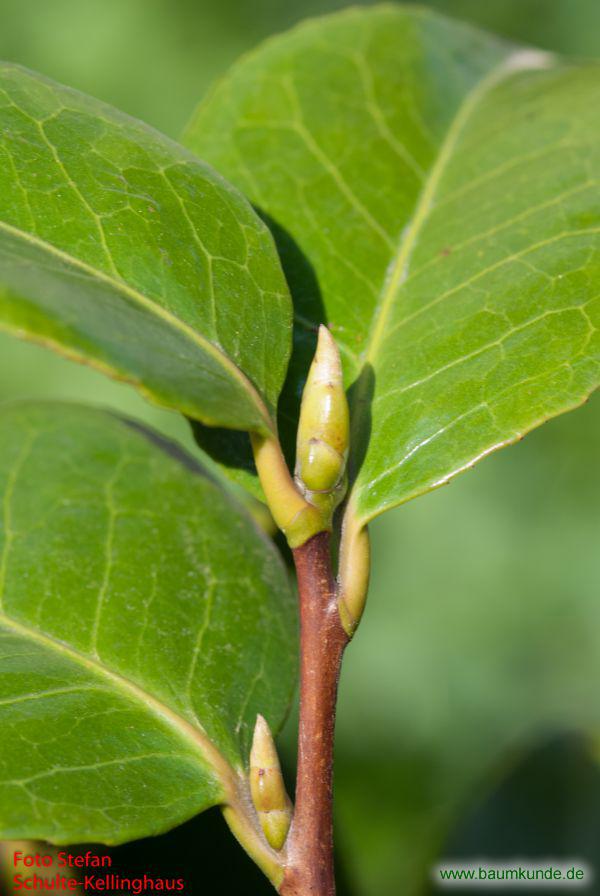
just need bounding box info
[0,63,293,434]
[0,403,296,844]
[184,5,600,523]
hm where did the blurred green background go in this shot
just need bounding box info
[1,1,600,893]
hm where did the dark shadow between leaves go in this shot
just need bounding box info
[190,421,256,479]
[346,362,375,491]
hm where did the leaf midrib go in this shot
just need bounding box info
[350,48,554,524]
[0,609,238,794]
[0,218,272,432]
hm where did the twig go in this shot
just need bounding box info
[280,531,349,896]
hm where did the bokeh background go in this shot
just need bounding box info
[1,1,600,893]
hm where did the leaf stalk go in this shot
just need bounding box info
[251,433,326,548]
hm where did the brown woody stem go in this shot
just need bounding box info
[280,531,349,896]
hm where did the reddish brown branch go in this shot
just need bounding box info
[280,531,349,896]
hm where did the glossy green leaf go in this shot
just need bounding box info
[184,6,600,524]
[0,64,292,435]
[0,403,296,844]
[333,392,600,895]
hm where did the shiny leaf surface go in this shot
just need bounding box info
[0,64,292,434]
[0,403,296,844]
[185,7,600,523]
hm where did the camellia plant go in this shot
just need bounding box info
[0,6,598,895]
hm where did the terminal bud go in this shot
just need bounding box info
[250,715,292,851]
[295,326,349,525]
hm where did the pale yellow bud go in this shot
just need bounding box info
[295,326,349,525]
[250,714,292,851]
[338,521,370,637]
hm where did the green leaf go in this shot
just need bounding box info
[332,393,600,895]
[0,64,292,435]
[184,6,600,525]
[0,403,296,845]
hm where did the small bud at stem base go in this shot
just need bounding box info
[337,519,370,637]
[250,714,293,851]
